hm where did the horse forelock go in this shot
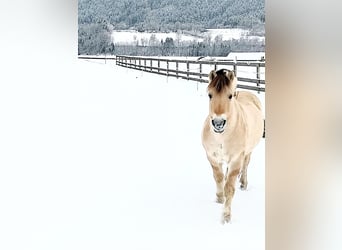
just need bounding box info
[208,73,230,93]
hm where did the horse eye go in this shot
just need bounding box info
[208,93,212,99]
[228,94,233,99]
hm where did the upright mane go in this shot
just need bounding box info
[208,69,234,93]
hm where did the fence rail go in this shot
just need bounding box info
[78,55,116,60]
[116,55,265,92]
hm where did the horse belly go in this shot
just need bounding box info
[245,109,264,152]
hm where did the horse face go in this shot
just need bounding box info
[207,85,234,133]
[207,70,237,133]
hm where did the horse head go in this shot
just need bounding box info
[207,69,237,133]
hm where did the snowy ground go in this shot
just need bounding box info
[1,59,264,250]
[74,59,265,250]
[112,28,264,45]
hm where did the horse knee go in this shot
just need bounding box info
[224,184,235,198]
[224,168,239,198]
[212,166,224,183]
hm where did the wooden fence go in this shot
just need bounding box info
[78,54,266,137]
[116,55,265,92]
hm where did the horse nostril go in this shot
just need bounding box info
[212,118,226,129]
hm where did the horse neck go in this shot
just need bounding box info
[228,99,242,129]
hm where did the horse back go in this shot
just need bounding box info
[236,91,262,111]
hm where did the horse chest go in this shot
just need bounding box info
[210,143,230,164]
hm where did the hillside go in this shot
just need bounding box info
[78,0,265,55]
[78,0,265,32]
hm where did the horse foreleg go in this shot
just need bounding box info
[239,153,251,190]
[222,163,241,224]
[210,163,224,204]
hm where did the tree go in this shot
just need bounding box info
[78,23,112,55]
[162,37,175,56]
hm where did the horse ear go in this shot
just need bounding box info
[208,70,216,82]
[224,70,235,81]
[224,70,237,91]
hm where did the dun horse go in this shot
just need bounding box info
[202,69,263,224]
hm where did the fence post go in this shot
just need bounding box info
[256,63,260,93]
[233,63,237,76]
[144,59,146,71]
[199,62,202,81]
[176,61,179,78]
[187,61,190,80]
[150,59,152,72]
[158,59,160,73]
[167,60,169,77]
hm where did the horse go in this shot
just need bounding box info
[201,69,264,224]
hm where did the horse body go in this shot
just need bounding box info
[201,69,263,224]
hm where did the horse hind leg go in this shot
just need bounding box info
[239,153,251,190]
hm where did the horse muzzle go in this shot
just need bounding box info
[211,118,226,133]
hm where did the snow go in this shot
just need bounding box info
[75,59,265,250]
[112,30,200,45]
[206,28,249,40]
[227,52,265,60]
[1,58,264,250]
[111,29,264,45]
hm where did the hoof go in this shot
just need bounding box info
[240,183,247,190]
[221,213,231,224]
[216,194,224,204]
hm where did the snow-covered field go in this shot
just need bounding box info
[112,28,264,45]
[75,59,265,249]
[1,58,264,250]
[112,30,200,44]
